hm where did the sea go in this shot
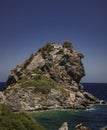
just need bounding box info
[0,82,6,91]
[0,83,107,130]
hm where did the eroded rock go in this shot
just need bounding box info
[75,123,90,130]
[58,122,68,130]
[1,42,99,111]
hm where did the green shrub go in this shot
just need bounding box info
[33,68,41,74]
[22,53,34,69]
[0,104,46,130]
[77,53,84,59]
[62,41,73,50]
[19,75,58,94]
[18,76,29,84]
[42,43,54,53]
[0,104,13,116]
[56,49,64,55]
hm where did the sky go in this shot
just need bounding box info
[0,0,107,82]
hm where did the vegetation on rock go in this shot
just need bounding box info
[22,53,34,70]
[56,48,64,55]
[62,41,73,50]
[18,75,59,94]
[41,43,54,53]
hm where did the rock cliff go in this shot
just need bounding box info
[0,41,99,111]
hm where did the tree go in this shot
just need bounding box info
[62,41,73,50]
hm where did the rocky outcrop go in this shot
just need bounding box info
[58,122,68,130]
[58,122,90,130]
[0,42,99,111]
[75,123,90,130]
[100,100,107,104]
[0,92,5,103]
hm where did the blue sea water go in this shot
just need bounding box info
[0,83,107,130]
[32,83,107,130]
[32,105,107,130]
[82,83,107,101]
[0,82,6,91]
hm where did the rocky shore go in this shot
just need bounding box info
[58,122,90,130]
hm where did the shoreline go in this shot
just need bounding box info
[24,103,99,114]
[16,103,107,114]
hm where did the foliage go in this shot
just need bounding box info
[13,68,18,74]
[62,41,73,50]
[22,53,34,69]
[18,74,68,96]
[33,67,41,74]
[0,104,46,130]
[19,75,58,94]
[41,43,54,53]
[56,48,64,55]
[18,76,29,84]
[77,53,84,59]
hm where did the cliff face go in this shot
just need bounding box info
[1,42,99,111]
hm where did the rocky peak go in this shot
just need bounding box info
[0,41,99,111]
[7,42,85,86]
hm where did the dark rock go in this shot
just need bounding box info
[7,75,17,86]
[83,92,100,104]
[58,122,68,130]
[58,122,91,130]
[100,100,106,104]
[75,123,91,130]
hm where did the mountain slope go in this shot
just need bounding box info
[0,42,99,111]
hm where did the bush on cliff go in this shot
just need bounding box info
[22,53,34,70]
[19,75,58,94]
[62,40,73,50]
[41,43,54,53]
[56,48,64,55]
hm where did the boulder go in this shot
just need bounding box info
[58,122,68,130]
[75,123,90,130]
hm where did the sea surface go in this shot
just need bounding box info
[32,83,107,130]
[0,82,6,91]
[83,83,107,101]
[0,83,107,130]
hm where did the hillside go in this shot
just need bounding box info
[0,41,99,111]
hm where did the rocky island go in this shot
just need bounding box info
[0,41,99,111]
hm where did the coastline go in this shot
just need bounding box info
[23,104,94,114]
[32,104,107,130]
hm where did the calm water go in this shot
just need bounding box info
[32,105,107,130]
[0,83,107,130]
[0,82,6,91]
[32,83,107,130]
[82,83,107,101]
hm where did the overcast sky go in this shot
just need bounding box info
[0,0,107,82]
